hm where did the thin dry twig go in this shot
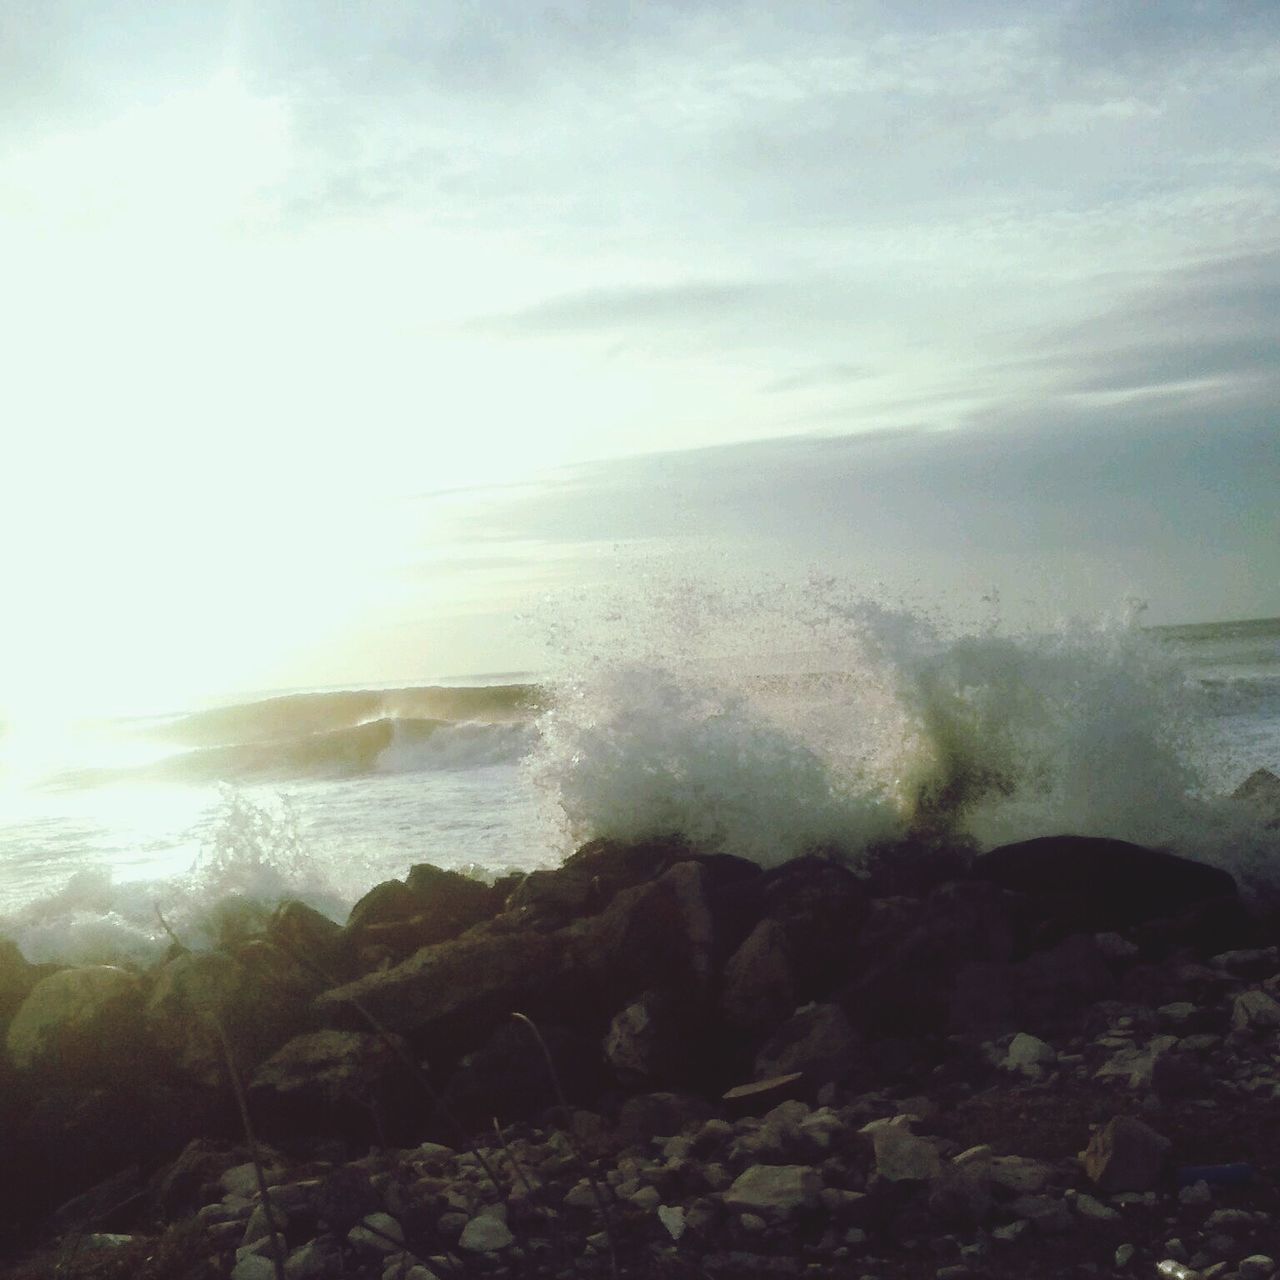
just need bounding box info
[210,1013,287,1280]
[511,1012,619,1280]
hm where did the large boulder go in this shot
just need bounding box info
[144,944,316,1086]
[249,1029,416,1144]
[345,864,500,962]
[566,861,714,1011]
[268,901,350,980]
[433,1020,603,1135]
[841,881,1020,1034]
[971,835,1237,931]
[0,938,38,1027]
[6,965,144,1083]
[755,856,868,998]
[753,1002,861,1083]
[719,918,796,1032]
[315,929,564,1056]
[1233,768,1280,827]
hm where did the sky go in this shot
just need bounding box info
[1,0,1278,713]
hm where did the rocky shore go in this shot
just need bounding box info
[2,813,1279,1280]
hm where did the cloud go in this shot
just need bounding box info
[1015,249,1280,397]
[467,281,773,338]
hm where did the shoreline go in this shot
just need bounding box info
[1,829,1279,1278]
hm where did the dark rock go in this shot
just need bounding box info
[719,918,796,1032]
[315,929,563,1051]
[346,879,421,934]
[604,989,698,1086]
[1150,1052,1212,1101]
[843,881,1019,1034]
[249,1030,415,1142]
[1015,933,1116,1025]
[435,1020,603,1134]
[753,1003,861,1083]
[758,856,868,998]
[268,901,350,980]
[6,965,145,1084]
[149,1138,241,1220]
[972,835,1238,931]
[567,861,714,1011]
[144,945,317,1087]
[617,1091,715,1142]
[1083,1115,1171,1192]
[0,937,36,1026]
[505,836,691,928]
[1232,768,1280,826]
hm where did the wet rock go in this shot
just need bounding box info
[145,948,313,1086]
[6,965,144,1082]
[0,937,37,1025]
[1083,1116,1171,1192]
[269,902,349,979]
[570,861,714,1007]
[972,835,1237,931]
[315,929,562,1044]
[1232,768,1280,826]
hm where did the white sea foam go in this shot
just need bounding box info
[527,579,1280,887]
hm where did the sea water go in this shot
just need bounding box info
[2,590,1277,964]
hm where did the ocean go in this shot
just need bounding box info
[2,598,1278,966]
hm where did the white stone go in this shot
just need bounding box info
[1179,1180,1212,1206]
[348,1213,405,1255]
[658,1205,686,1241]
[1238,1256,1275,1280]
[1003,1032,1057,1074]
[459,1215,515,1251]
[723,1164,821,1215]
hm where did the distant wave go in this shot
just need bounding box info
[54,716,537,787]
[154,683,543,748]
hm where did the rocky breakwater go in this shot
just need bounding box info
[0,833,1278,1279]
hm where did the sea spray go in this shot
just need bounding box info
[527,578,1280,886]
[3,790,347,963]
